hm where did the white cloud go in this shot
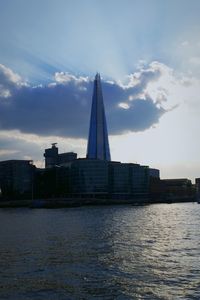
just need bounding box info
[0,86,11,98]
[0,64,28,98]
[54,72,89,84]
[0,64,23,85]
[118,102,130,109]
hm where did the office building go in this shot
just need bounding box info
[66,159,149,200]
[0,160,34,199]
[109,162,149,199]
[34,166,70,199]
[162,178,195,201]
[195,178,200,200]
[149,168,160,178]
[86,73,111,161]
[70,159,109,197]
[44,143,77,168]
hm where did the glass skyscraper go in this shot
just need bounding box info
[86,73,111,161]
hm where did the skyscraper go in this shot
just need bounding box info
[86,73,111,161]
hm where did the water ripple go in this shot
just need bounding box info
[0,203,200,299]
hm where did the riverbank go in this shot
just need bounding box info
[0,198,148,208]
[0,196,196,208]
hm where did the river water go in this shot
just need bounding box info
[0,203,200,299]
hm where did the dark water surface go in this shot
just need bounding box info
[0,203,200,299]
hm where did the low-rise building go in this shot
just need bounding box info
[109,162,149,200]
[0,160,35,199]
[69,159,150,200]
[35,158,150,201]
[130,164,149,198]
[34,166,70,199]
[70,159,109,198]
[149,168,160,178]
[109,162,131,198]
[195,178,200,201]
[162,178,195,202]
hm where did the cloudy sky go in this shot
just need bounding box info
[0,0,200,181]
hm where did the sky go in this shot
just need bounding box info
[0,0,200,181]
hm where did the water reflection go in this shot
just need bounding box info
[0,204,200,299]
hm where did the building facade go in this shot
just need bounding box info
[64,159,149,200]
[162,178,195,202]
[44,143,77,168]
[0,160,34,199]
[34,158,150,201]
[195,178,200,201]
[70,159,109,197]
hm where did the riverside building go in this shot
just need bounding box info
[0,160,34,199]
[44,143,77,168]
[87,73,111,161]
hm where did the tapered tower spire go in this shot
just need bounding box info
[86,73,111,161]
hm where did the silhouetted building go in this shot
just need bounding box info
[68,159,149,200]
[109,162,131,198]
[35,158,150,201]
[87,73,111,161]
[109,162,149,199]
[149,174,195,203]
[34,166,70,199]
[149,168,163,202]
[195,178,200,201]
[70,159,109,197]
[149,168,160,178]
[58,152,77,165]
[131,164,149,198]
[44,143,77,168]
[0,160,34,199]
[162,178,195,202]
[149,177,165,202]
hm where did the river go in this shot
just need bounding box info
[0,203,200,299]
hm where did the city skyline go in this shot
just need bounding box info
[0,0,200,181]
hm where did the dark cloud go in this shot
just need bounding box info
[0,63,168,138]
[109,97,165,134]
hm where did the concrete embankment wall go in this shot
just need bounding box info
[0,197,195,208]
[0,198,149,208]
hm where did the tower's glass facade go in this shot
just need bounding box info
[86,73,111,161]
